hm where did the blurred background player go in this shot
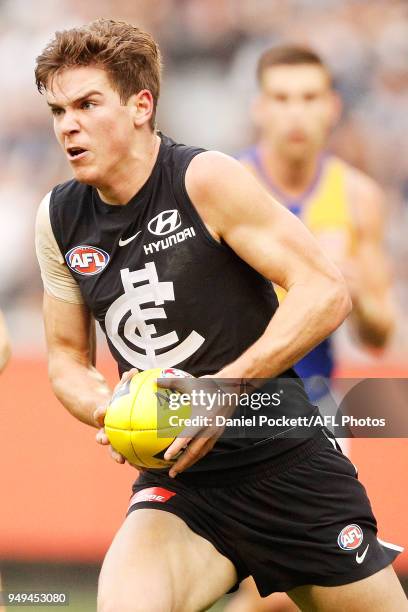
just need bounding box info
[239,44,394,404]
[226,45,396,612]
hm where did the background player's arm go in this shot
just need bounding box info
[187,151,352,379]
[0,310,11,373]
[43,294,112,426]
[346,171,395,347]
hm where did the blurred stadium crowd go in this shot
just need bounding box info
[1,0,407,364]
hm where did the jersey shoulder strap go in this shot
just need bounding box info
[49,179,92,254]
[159,133,206,204]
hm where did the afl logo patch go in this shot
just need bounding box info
[66,245,109,276]
[337,524,364,550]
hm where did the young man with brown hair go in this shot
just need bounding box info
[35,20,406,612]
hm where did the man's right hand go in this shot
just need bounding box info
[94,368,139,465]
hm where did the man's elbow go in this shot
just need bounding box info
[47,350,75,399]
[48,354,63,395]
[325,274,352,330]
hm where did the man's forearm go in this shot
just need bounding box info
[220,278,351,379]
[49,352,112,426]
[350,241,394,348]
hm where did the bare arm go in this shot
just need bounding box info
[43,293,112,427]
[163,152,351,474]
[346,171,395,347]
[0,310,11,373]
[186,151,352,379]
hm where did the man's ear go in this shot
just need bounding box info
[129,89,154,127]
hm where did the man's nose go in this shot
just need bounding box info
[287,100,307,118]
[59,110,80,135]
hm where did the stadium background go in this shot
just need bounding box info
[0,0,407,609]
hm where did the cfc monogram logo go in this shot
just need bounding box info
[105,262,205,369]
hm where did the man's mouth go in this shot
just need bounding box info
[287,131,307,143]
[67,146,88,160]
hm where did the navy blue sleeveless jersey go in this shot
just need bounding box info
[49,134,317,471]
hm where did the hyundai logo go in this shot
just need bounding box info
[148,209,182,236]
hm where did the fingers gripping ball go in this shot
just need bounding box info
[104,368,192,469]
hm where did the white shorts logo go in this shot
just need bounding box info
[105,262,204,369]
[355,545,369,564]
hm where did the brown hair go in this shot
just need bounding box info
[257,45,332,86]
[35,18,162,129]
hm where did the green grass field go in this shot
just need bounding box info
[1,562,232,611]
[2,562,407,611]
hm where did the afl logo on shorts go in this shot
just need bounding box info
[337,524,364,550]
[66,245,109,276]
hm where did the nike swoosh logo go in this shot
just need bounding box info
[356,544,369,564]
[118,231,142,247]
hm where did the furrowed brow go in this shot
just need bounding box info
[47,90,103,108]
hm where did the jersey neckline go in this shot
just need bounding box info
[251,146,328,213]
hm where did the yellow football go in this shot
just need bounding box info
[104,367,191,469]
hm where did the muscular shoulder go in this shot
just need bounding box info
[186,150,239,194]
[185,150,263,237]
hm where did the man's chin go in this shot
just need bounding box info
[283,143,313,162]
[72,167,100,186]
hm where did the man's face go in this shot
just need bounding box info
[46,66,136,186]
[256,64,338,160]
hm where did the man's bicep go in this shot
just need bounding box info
[228,205,329,288]
[44,293,93,365]
[187,152,340,288]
